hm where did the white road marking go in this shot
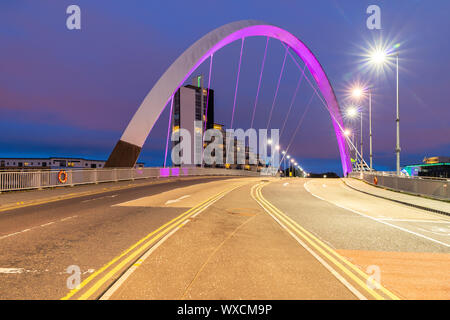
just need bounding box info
[417,227,450,237]
[99,185,241,300]
[0,216,78,241]
[0,268,26,274]
[83,269,95,275]
[81,195,118,203]
[304,181,450,248]
[165,195,190,205]
[378,218,450,224]
[251,184,367,300]
[40,222,55,227]
[60,215,77,222]
[283,183,289,187]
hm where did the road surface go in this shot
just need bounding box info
[0,177,448,300]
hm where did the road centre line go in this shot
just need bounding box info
[252,183,400,300]
[250,184,367,300]
[99,220,190,300]
[61,185,240,300]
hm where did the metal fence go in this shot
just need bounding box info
[349,171,450,200]
[0,167,261,192]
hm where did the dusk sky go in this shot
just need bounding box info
[1,0,449,175]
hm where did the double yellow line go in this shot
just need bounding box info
[251,182,400,300]
[62,186,237,300]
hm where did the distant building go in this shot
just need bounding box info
[0,157,144,170]
[403,156,450,178]
[173,75,214,166]
[423,156,450,164]
[172,76,264,171]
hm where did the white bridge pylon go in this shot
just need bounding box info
[105,20,352,175]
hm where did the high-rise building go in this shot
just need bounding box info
[173,76,214,166]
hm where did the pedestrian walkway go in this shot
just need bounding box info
[343,178,450,215]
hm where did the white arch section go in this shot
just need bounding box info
[105,20,352,175]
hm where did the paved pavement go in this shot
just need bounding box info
[0,177,448,300]
[343,178,450,214]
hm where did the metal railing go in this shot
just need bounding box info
[0,167,261,192]
[349,171,450,200]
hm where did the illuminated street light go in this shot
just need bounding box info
[346,107,358,118]
[344,129,351,137]
[370,48,401,175]
[352,87,363,99]
[347,105,363,172]
[275,144,280,151]
[349,82,374,172]
[267,139,272,145]
[370,49,387,65]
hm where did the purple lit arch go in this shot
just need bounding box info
[105,20,352,175]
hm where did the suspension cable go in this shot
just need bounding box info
[230,38,245,129]
[280,62,307,138]
[282,43,369,168]
[286,92,314,153]
[278,91,315,167]
[266,44,288,130]
[250,37,269,128]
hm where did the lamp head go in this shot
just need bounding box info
[347,107,358,118]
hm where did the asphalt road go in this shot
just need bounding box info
[0,176,243,299]
[1,177,448,300]
[262,178,450,299]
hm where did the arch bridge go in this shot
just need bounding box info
[105,20,352,176]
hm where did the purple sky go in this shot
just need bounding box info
[1,0,449,175]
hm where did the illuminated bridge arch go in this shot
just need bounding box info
[105,20,352,175]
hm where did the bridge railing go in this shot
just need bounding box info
[349,171,450,200]
[0,167,261,192]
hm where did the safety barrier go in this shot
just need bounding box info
[349,171,450,200]
[0,167,261,192]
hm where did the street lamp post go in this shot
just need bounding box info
[360,109,363,173]
[369,89,373,172]
[370,49,400,175]
[346,106,363,172]
[395,53,400,175]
